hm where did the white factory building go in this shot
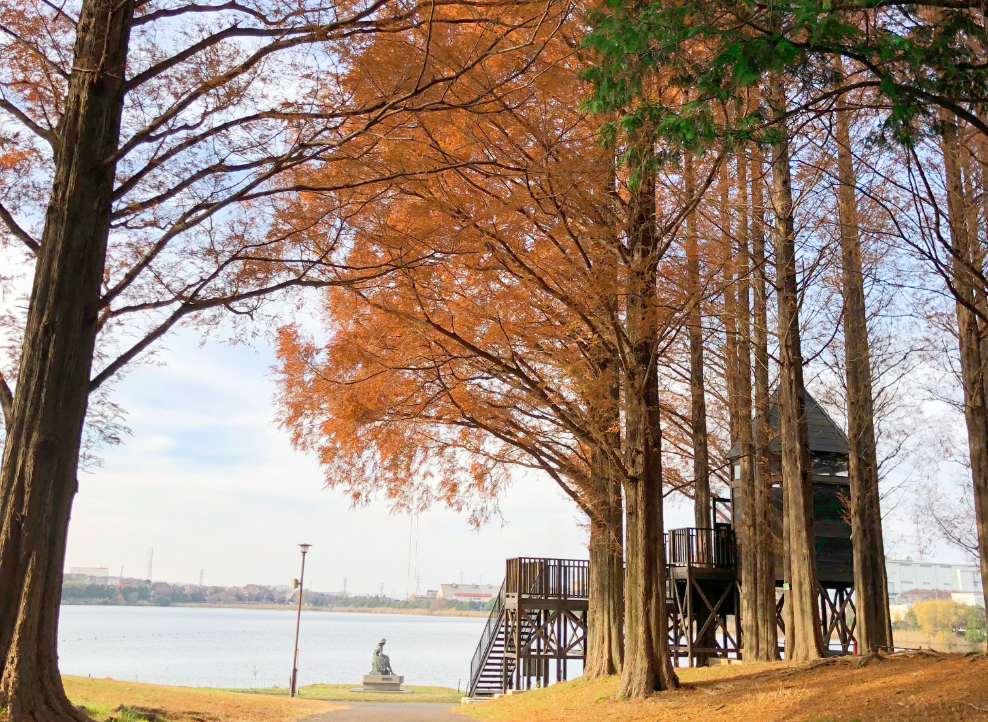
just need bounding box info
[68,566,110,582]
[886,556,982,604]
[437,583,500,603]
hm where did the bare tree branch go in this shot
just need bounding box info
[0,202,40,254]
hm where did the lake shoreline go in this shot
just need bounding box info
[60,601,488,617]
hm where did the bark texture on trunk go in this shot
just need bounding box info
[585,176,625,678]
[750,145,781,660]
[768,75,824,662]
[685,153,711,533]
[619,146,678,697]
[834,82,893,652]
[686,152,715,667]
[0,0,134,719]
[734,149,760,660]
[940,112,988,614]
[585,348,624,679]
[721,160,739,443]
[586,473,624,678]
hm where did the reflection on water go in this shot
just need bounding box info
[58,605,485,689]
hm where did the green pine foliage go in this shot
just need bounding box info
[581,0,988,150]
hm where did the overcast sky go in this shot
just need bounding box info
[62,322,971,596]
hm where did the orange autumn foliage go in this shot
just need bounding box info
[271,13,719,520]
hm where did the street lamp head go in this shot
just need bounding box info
[299,543,312,554]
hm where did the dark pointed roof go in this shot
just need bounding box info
[726,389,849,459]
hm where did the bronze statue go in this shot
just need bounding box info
[370,638,395,675]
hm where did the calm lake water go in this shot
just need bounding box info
[57,605,485,690]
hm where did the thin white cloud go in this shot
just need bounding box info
[66,329,590,593]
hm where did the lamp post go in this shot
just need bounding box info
[290,543,311,697]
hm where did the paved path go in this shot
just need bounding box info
[304,703,460,722]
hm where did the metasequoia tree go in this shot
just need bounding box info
[864,112,988,614]
[684,152,712,533]
[620,139,674,696]
[271,22,636,675]
[686,137,778,662]
[832,62,893,651]
[275,148,631,675]
[584,0,988,649]
[709,131,762,660]
[934,115,988,612]
[767,73,824,661]
[275,61,725,693]
[749,144,780,659]
[585,5,828,661]
[0,0,565,717]
[734,141,763,660]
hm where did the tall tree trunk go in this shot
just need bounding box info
[721,159,739,442]
[940,111,988,614]
[586,466,625,678]
[686,153,711,532]
[750,145,781,660]
[620,142,678,697]
[834,75,893,652]
[0,0,134,719]
[585,155,626,679]
[975,143,988,616]
[685,151,714,666]
[585,338,624,677]
[735,148,760,660]
[768,74,824,662]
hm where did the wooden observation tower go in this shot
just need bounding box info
[466,393,858,690]
[467,558,588,697]
[670,390,857,666]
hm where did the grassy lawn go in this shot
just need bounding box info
[64,676,341,722]
[459,652,988,722]
[236,683,463,704]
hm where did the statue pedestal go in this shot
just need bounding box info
[350,675,410,693]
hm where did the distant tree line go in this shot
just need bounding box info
[304,593,494,612]
[893,601,986,644]
[60,577,493,611]
[62,580,208,606]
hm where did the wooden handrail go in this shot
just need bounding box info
[667,527,737,569]
[504,557,589,599]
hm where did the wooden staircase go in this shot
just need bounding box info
[468,583,512,697]
[468,592,543,697]
[467,559,589,698]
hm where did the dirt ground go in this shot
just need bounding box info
[458,652,988,722]
[239,684,462,704]
[303,703,458,721]
[64,676,341,722]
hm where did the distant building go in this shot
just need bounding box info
[951,591,984,607]
[69,567,110,584]
[408,590,438,601]
[886,557,982,602]
[70,566,109,577]
[889,603,912,622]
[437,583,499,603]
